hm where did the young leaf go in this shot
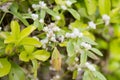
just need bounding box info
[72,70,78,79]
[82,37,97,45]
[84,0,97,15]
[19,25,36,41]
[80,51,87,66]
[92,71,107,80]
[0,58,11,77]
[67,40,75,57]
[10,21,20,39]
[51,47,62,71]
[98,0,111,15]
[33,50,50,61]
[90,48,103,56]
[9,62,25,80]
[67,8,80,20]
[45,8,58,17]
[4,35,15,44]
[86,51,99,60]
[20,37,41,47]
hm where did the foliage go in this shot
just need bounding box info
[0,0,120,80]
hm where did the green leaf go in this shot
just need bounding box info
[67,8,80,20]
[80,50,87,66]
[86,51,99,60]
[51,47,62,71]
[90,48,103,56]
[32,60,39,79]
[19,25,36,41]
[4,35,15,44]
[33,20,43,31]
[24,45,35,53]
[33,50,50,61]
[72,70,78,79]
[84,0,97,15]
[20,37,41,47]
[92,71,107,80]
[82,37,97,45]
[67,40,75,57]
[55,0,64,5]
[0,58,11,77]
[9,62,25,80]
[10,21,20,39]
[46,8,59,17]
[19,51,33,62]
[98,0,111,15]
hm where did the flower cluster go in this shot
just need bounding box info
[102,14,110,26]
[81,42,92,50]
[32,1,47,10]
[61,0,73,10]
[65,28,83,38]
[85,62,96,71]
[88,21,96,29]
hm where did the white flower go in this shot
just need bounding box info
[65,33,71,38]
[31,14,38,20]
[43,27,49,32]
[32,4,40,10]
[39,1,47,9]
[0,2,12,12]
[0,27,2,31]
[77,68,82,72]
[55,74,60,79]
[52,26,60,32]
[55,16,61,20]
[75,57,79,62]
[81,42,91,50]
[39,19,44,23]
[47,31,54,38]
[50,36,57,42]
[61,5,67,10]
[73,28,83,38]
[102,14,110,25]
[66,0,72,7]
[85,62,96,71]
[88,21,96,29]
[58,35,64,42]
[41,38,48,44]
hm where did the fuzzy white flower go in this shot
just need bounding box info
[0,27,2,31]
[77,68,82,72]
[58,35,64,42]
[73,28,83,38]
[61,5,67,10]
[55,74,60,79]
[55,16,61,20]
[88,21,96,29]
[39,19,44,23]
[0,2,12,12]
[65,33,71,38]
[43,27,49,32]
[52,26,60,32]
[39,1,47,9]
[81,42,91,50]
[66,0,72,7]
[102,14,110,25]
[31,14,38,20]
[41,38,48,44]
[50,36,57,42]
[32,4,40,10]
[75,57,79,62]
[85,62,96,71]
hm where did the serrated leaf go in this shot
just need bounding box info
[20,37,41,47]
[51,47,62,71]
[10,21,20,39]
[92,71,107,80]
[9,62,25,80]
[98,0,111,15]
[33,50,50,61]
[85,0,97,15]
[0,58,11,77]
[67,40,75,57]
[67,8,80,20]
[80,51,87,66]
[19,25,36,41]
[90,48,103,56]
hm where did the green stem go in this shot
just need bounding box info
[0,12,6,25]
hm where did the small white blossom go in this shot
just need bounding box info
[88,21,96,29]
[85,62,96,71]
[66,0,72,7]
[41,38,48,44]
[39,1,47,9]
[31,14,38,20]
[55,74,60,79]
[65,33,71,38]
[52,27,60,32]
[0,2,12,12]
[58,35,64,42]
[102,14,110,25]
[47,31,55,38]
[39,19,44,23]
[81,42,91,50]
[32,4,40,10]
[61,5,67,10]
[75,57,79,62]
[55,16,61,20]
[77,68,82,72]
[43,27,49,32]
[0,27,2,31]
[50,36,57,42]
